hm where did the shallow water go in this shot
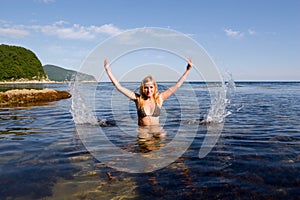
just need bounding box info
[0,82,300,199]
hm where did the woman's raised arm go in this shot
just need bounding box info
[160,58,193,101]
[104,59,137,100]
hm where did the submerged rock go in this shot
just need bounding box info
[0,88,71,107]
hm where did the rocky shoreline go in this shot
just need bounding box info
[0,80,67,85]
[0,80,97,85]
[0,88,72,107]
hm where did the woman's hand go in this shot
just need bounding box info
[187,58,192,71]
[104,59,110,71]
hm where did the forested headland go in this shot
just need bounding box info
[0,44,47,81]
[43,65,96,82]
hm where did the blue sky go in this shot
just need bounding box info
[1,0,299,81]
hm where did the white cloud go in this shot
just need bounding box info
[90,24,123,35]
[224,28,258,39]
[0,27,29,38]
[38,22,122,40]
[248,29,256,35]
[35,0,55,4]
[35,23,95,40]
[53,20,68,26]
[224,28,244,38]
[0,20,29,38]
[0,21,123,40]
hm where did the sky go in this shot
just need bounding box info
[1,0,299,81]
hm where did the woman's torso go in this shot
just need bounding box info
[135,95,162,126]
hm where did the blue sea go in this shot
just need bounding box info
[0,81,299,199]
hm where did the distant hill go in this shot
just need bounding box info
[0,44,47,81]
[43,65,96,82]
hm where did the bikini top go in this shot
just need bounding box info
[137,103,161,118]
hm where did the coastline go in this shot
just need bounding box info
[0,80,68,85]
[0,80,97,85]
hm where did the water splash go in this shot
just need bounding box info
[204,73,236,124]
[198,73,236,158]
[69,82,98,125]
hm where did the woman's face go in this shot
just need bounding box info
[143,81,155,98]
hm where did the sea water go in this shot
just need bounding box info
[0,82,299,199]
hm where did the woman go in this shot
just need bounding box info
[104,58,192,127]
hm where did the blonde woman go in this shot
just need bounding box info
[104,58,192,128]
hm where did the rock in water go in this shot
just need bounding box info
[0,88,71,107]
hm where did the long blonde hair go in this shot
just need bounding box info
[138,75,160,107]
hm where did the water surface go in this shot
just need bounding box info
[0,82,299,199]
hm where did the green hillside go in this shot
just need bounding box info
[43,64,96,82]
[0,44,47,81]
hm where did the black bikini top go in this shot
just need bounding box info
[137,103,161,118]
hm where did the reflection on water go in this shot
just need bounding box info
[0,83,44,92]
[0,82,300,199]
[137,126,167,153]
